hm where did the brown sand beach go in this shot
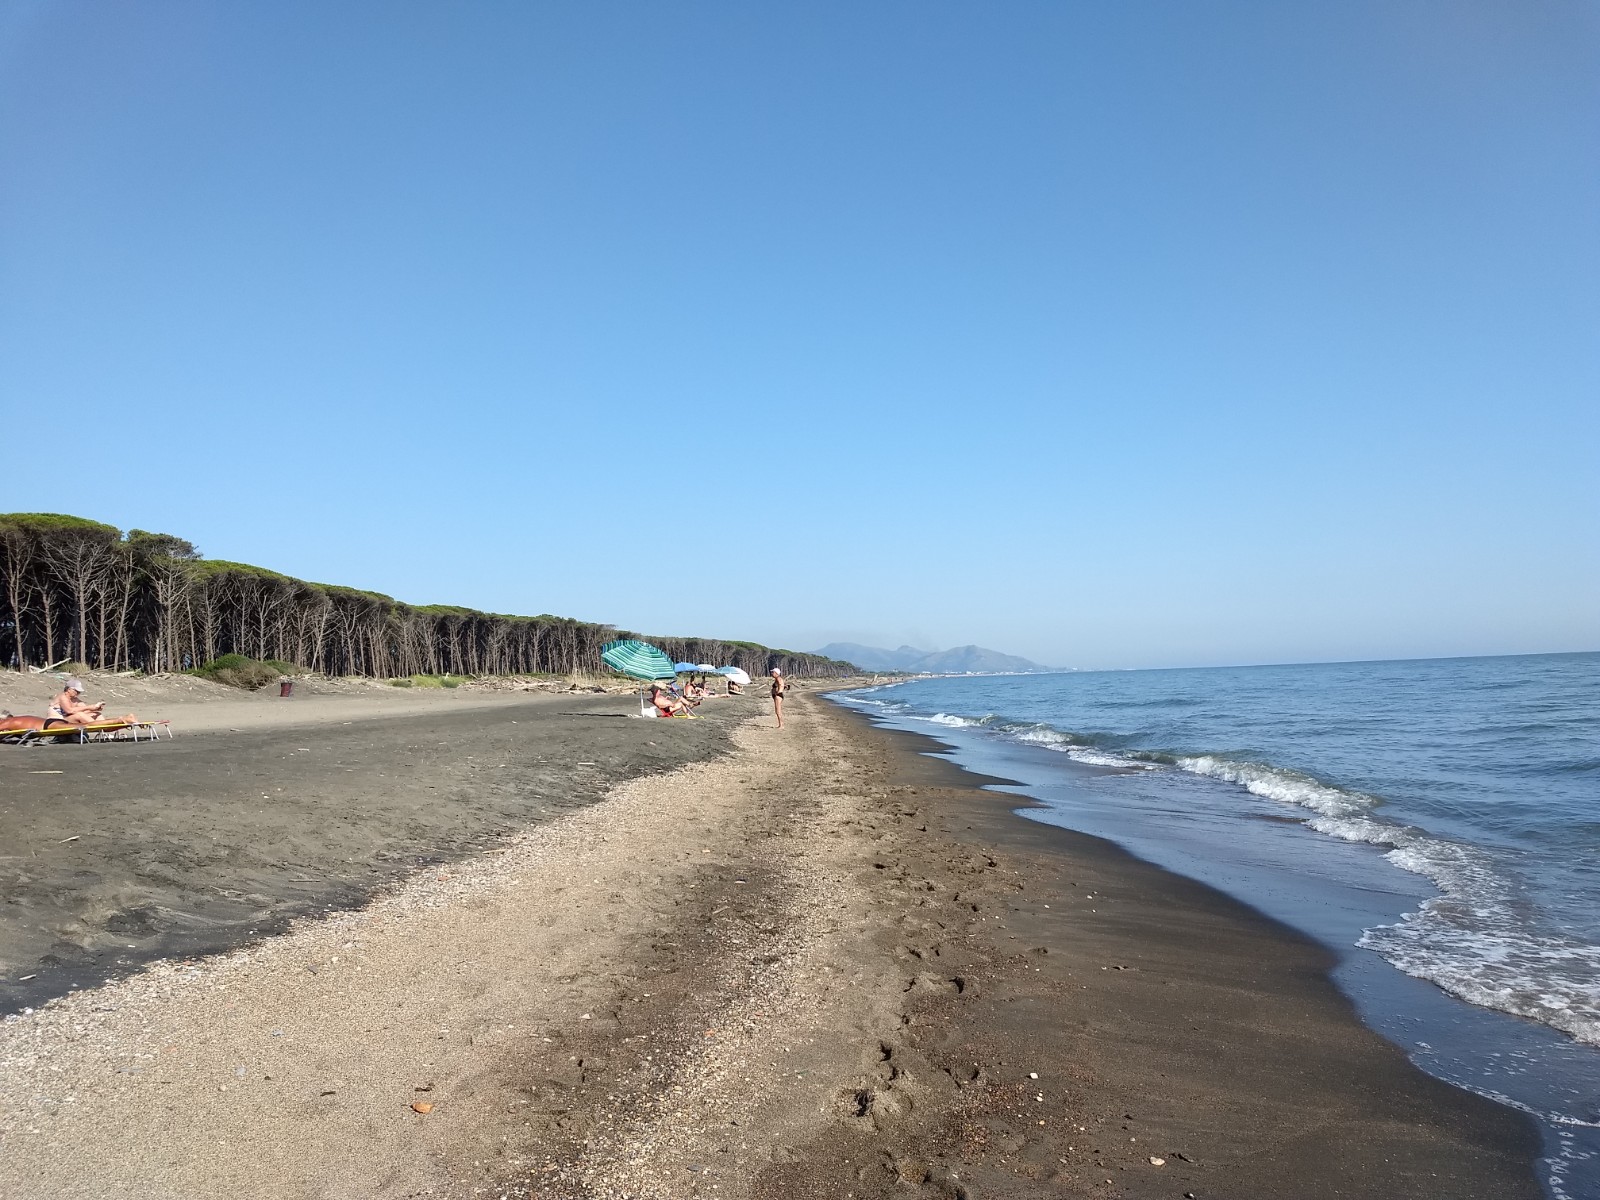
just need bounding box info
[0,685,1540,1198]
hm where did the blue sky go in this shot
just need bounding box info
[3,1,1595,669]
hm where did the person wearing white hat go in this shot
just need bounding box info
[48,677,108,727]
[769,668,786,729]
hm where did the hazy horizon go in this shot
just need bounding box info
[812,639,1597,674]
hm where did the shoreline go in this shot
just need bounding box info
[0,692,1541,1197]
[828,670,1600,1198]
[815,711,1544,1197]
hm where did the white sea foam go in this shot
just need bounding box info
[1359,838,1600,1048]
[913,709,1163,772]
[1176,755,1373,820]
[833,691,903,714]
[1009,724,1076,749]
[1069,748,1153,768]
[1172,756,1600,1048]
[1361,912,1600,1049]
[1303,813,1400,846]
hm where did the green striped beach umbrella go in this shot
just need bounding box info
[601,639,677,681]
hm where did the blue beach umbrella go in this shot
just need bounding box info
[673,661,699,673]
[602,639,678,682]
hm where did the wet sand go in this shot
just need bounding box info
[0,692,1540,1198]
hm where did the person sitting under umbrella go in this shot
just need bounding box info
[649,684,688,718]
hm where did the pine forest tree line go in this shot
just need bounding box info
[0,514,850,681]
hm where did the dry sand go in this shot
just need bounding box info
[0,686,1540,1198]
[0,669,629,738]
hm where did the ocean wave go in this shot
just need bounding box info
[1176,755,1376,820]
[1304,813,1404,847]
[1361,911,1600,1049]
[1174,756,1600,1047]
[1008,723,1079,748]
[833,690,908,715]
[901,712,1165,771]
[1006,725,1158,768]
[1128,750,1179,766]
[1069,748,1153,768]
[1544,756,1600,776]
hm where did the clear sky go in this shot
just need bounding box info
[3,1,1595,669]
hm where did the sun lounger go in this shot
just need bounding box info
[0,720,173,746]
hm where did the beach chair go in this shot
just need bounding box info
[0,719,173,747]
[638,692,697,719]
[99,719,173,742]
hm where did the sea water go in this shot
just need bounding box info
[832,652,1599,1198]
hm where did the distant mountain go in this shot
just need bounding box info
[815,642,1051,674]
[812,642,935,672]
[916,644,1048,673]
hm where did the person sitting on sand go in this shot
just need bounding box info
[726,678,744,696]
[649,684,686,718]
[49,678,110,727]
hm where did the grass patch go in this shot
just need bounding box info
[391,674,472,689]
[190,654,285,691]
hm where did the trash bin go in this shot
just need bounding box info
[279,679,294,698]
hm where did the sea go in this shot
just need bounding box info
[831,651,1600,1199]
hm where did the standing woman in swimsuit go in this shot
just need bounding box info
[770,667,786,729]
